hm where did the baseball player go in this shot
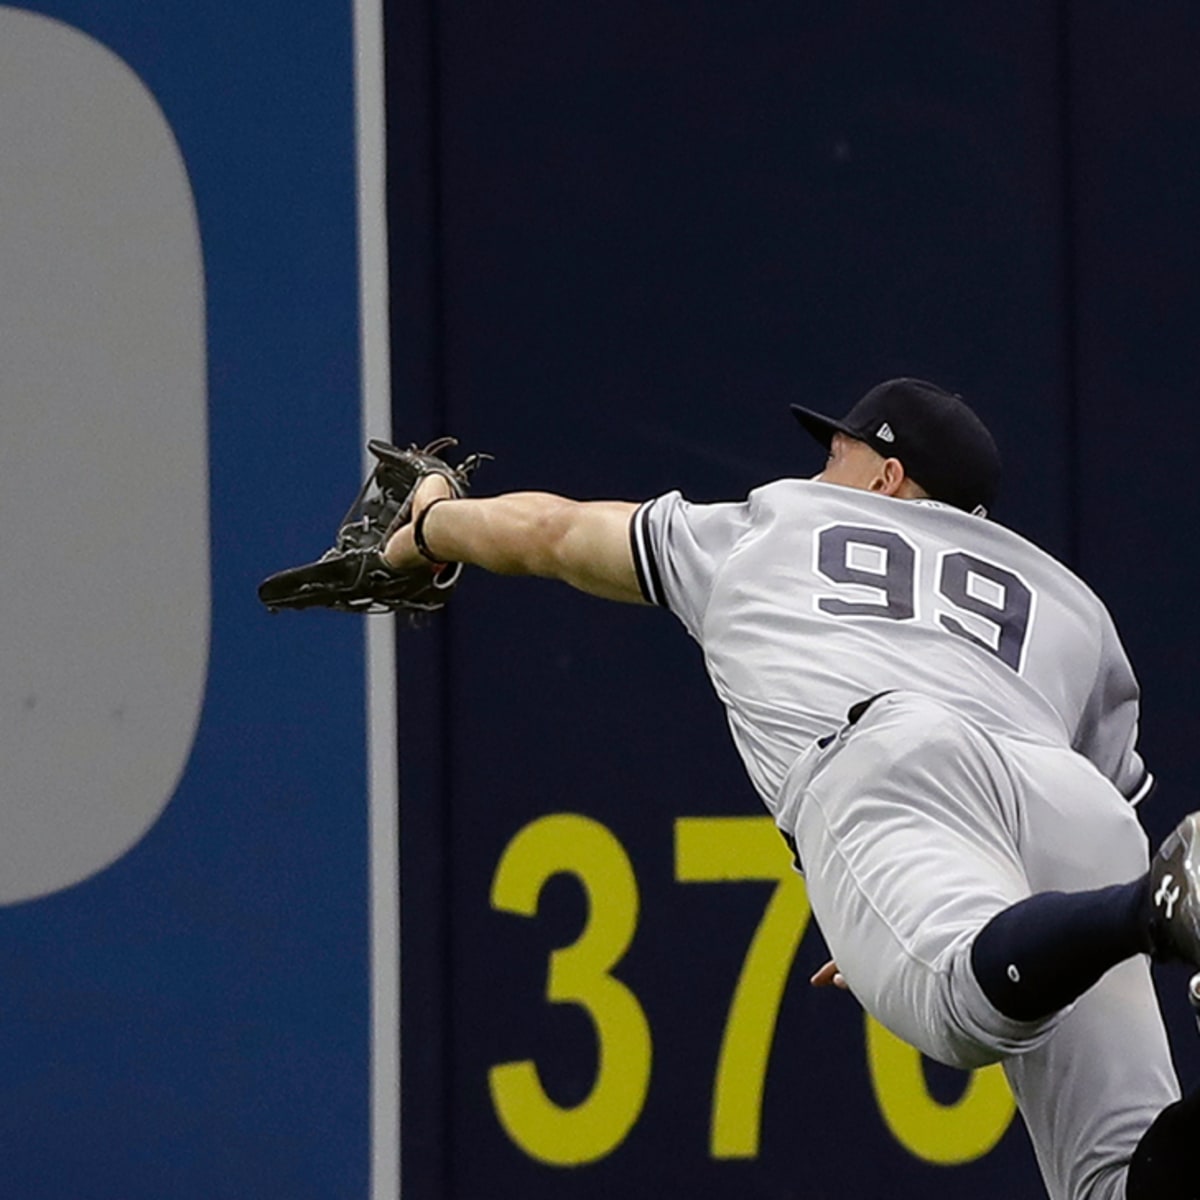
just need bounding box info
[383,378,1200,1200]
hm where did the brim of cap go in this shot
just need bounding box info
[790,404,855,449]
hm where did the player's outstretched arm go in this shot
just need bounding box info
[383,474,646,604]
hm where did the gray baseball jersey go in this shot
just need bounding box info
[630,480,1152,815]
[629,479,1175,1200]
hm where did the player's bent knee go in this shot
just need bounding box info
[878,944,1059,1071]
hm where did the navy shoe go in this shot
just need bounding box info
[1149,813,1200,964]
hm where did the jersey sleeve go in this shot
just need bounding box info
[1072,610,1155,805]
[630,490,753,638]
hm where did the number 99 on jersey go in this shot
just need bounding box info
[484,813,1016,1172]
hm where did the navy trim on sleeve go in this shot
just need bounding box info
[629,501,667,607]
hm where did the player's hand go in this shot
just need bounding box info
[810,959,848,990]
[383,473,455,569]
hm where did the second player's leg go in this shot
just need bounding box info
[1003,955,1174,1200]
[1001,741,1178,1200]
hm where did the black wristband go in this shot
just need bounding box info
[413,496,453,565]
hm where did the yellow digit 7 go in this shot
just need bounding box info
[674,815,810,1158]
[488,813,652,1166]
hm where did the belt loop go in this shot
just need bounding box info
[846,689,895,727]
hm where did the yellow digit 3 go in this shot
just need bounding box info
[488,813,652,1165]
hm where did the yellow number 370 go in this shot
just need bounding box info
[488,813,1015,1167]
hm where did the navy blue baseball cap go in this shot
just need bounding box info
[791,378,1002,515]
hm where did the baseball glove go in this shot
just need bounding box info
[257,437,488,615]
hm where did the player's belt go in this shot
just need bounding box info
[815,689,895,749]
[781,691,896,870]
[846,689,895,726]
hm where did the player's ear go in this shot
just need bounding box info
[871,456,908,497]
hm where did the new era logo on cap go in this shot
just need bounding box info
[876,422,895,443]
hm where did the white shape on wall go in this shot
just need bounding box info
[0,7,210,903]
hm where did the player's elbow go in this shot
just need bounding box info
[526,495,588,578]
[479,493,640,601]
[474,492,580,577]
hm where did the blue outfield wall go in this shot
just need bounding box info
[1,5,377,1198]
[389,3,1200,1199]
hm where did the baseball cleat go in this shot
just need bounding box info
[1149,812,1200,965]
